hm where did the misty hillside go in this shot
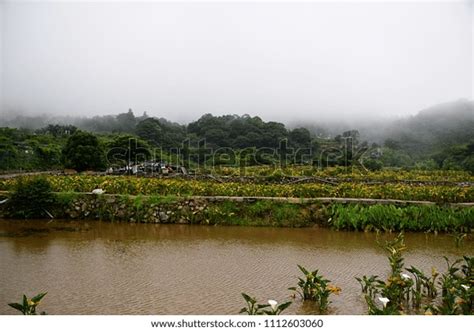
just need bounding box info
[381,99,474,154]
[1,100,473,152]
[1,99,473,172]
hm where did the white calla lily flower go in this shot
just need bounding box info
[378,297,390,308]
[268,300,278,310]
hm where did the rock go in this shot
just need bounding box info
[159,211,169,221]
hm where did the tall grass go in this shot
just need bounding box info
[330,204,473,233]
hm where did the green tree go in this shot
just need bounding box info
[363,158,383,171]
[462,155,474,174]
[136,117,186,149]
[106,135,151,167]
[289,128,311,148]
[135,118,163,145]
[0,137,18,170]
[116,109,137,133]
[379,147,414,168]
[62,131,105,171]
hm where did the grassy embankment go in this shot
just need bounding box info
[0,170,472,232]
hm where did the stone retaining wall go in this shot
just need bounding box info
[53,193,322,227]
[1,192,472,229]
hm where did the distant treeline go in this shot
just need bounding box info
[0,100,473,173]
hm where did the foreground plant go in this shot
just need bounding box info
[288,265,341,312]
[405,266,438,308]
[434,256,473,314]
[359,234,413,314]
[363,295,400,315]
[8,293,47,315]
[357,233,473,315]
[451,232,468,247]
[355,275,380,298]
[383,238,414,310]
[239,293,291,315]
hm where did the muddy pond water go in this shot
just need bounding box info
[0,220,472,314]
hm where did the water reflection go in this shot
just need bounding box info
[0,220,472,315]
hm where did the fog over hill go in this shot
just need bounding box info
[309,99,474,145]
[0,1,472,122]
[1,99,473,146]
[364,99,474,147]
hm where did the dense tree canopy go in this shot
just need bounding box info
[62,131,105,171]
[187,114,290,149]
[0,128,64,171]
[106,135,151,166]
[0,100,473,172]
[135,118,186,149]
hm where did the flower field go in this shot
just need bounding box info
[0,174,473,203]
[202,166,474,182]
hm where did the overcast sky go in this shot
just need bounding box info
[0,0,473,123]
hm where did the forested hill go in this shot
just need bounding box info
[382,99,474,154]
[1,100,473,146]
[0,100,473,172]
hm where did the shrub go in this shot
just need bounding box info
[363,158,383,171]
[6,177,56,219]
